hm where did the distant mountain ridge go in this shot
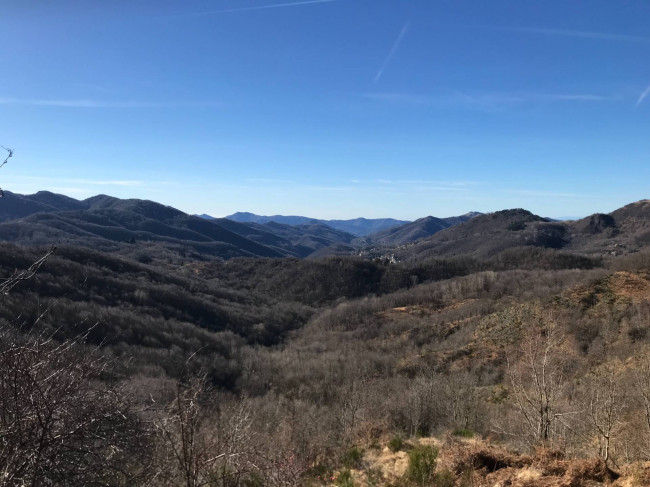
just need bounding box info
[222,212,319,227]
[220,212,410,236]
[396,201,650,262]
[0,191,88,222]
[0,191,356,260]
[210,218,356,258]
[2,190,648,263]
[0,193,284,260]
[357,212,482,246]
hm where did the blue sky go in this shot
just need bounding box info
[1,0,649,220]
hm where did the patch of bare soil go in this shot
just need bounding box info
[389,299,477,316]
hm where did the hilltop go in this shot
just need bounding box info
[393,200,650,262]
[355,212,481,246]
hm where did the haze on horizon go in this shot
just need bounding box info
[0,0,648,220]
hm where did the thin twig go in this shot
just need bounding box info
[0,244,56,294]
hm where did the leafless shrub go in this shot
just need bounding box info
[0,326,150,486]
[151,374,262,487]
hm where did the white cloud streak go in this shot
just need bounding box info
[351,179,478,193]
[22,176,174,187]
[505,189,580,198]
[374,22,409,84]
[365,91,611,108]
[454,92,609,107]
[73,179,145,186]
[372,179,477,186]
[48,187,93,195]
[171,0,336,17]
[0,97,220,108]
[636,85,650,108]
[500,27,650,43]
[364,93,433,104]
[244,178,296,184]
[304,185,355,192]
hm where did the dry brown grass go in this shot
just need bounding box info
[337,435,628,487]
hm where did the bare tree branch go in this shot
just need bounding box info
[0,145,13,197]
[0,244,56,295]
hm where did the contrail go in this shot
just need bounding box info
[374,22,409,84]
[636,85,650,108]
[195,0,337,15]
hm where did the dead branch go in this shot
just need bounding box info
[0,244,56,295]
[0,146,13,197]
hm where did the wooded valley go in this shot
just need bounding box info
[2,195,650,486]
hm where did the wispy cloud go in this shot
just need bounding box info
[48,187,94,195]
[401,179,478,187]
[0,98,103,108]
[74,179,146,186]
[454,91,609,107]
[305,185,355,192]
[499,26,650,43]
[22,176,173,187]
[372,179,477,186]
[5,177,176,200]
[353,179,478,193]
[245,178,296,184]
[412,185,469,192]
[505,189,580,198]
[364,93,433,104]
[0,97,220,108]
[168,0,336,17]
[365,91,611,109]
[374,22,409,84]
[636,85,650,108]
[541,94,608,101]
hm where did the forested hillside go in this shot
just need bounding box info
[2,199,650,486]
[5,0,648,484]
[398,201,650,262]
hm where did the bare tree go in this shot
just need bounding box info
[583,361,627,466]
[337,373,370,443]
[0,326,150,486]
[442,371,481,431]
[506,311,578,446]
[152,374,259,487]
[401,375,438,437]
[631,349,650,459]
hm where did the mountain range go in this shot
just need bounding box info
[0,190,648,262]
[0,191,362,259]
[353,212,482,246]
[396,202,650,262]
[213,211,411,237]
